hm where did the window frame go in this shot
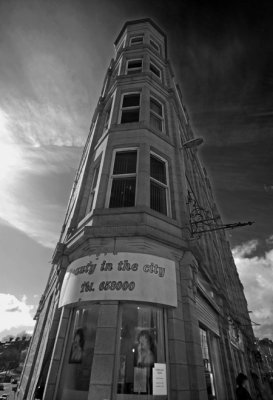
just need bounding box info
[103,98,114,132]
[149,60,162,80]
[150,95,165,133]
[150,152,171,216]
[106,147,139,209]
[129,35,144,46]
[112,59,122,78]
[126,58,143,75]
[150,38,161,53]
[119,92,141,124]
[55,305,100,399]
[116,36,126,53]
[115,303,169,399]
[199,325,218,399]
[85,160,101,215]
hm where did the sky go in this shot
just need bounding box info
[0,0,272,341]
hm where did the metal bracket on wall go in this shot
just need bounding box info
[186,190,254,238]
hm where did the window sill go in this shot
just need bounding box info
[93,206,178,226]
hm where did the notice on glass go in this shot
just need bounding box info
[153,363,167,395]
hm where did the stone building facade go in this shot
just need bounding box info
[17,18,259,400]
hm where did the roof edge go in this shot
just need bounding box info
[114,18,167,46]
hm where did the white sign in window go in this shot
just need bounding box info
[153,363,167,395]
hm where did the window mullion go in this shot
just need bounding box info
[150,177,167,189]
[112,173,136,179]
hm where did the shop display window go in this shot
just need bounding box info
[56,305,99,400]
[117,304,167,398]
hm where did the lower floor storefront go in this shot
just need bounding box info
[17,251,258,400]
[54,303,168,400]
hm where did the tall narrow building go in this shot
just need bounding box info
[17,19,259,400]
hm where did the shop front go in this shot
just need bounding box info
[55,252,177,400]
[196,287,226,400]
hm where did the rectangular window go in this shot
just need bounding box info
[120,93,140,123]
[150,62,161,79]
[116,37,126,53]
[103,100,113,132]
[112,60,121,79]
[126,59,143,75]
[109,150,137,208]
[130,35,144,45]
[199,327,217,399]
[150,39,160,53]
[150,154,168,215]
[117,304,166,397]
[57,306,100,399]
[86,163,100,214]
[150,97,164,132]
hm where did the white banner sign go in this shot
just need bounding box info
[59,252,177,307]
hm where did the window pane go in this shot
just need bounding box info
[150,155,166,184]
[150,113,163,131]
[150,181,167,215]
[104,108,111,131]
[86,165,100,213]
[121,109,140,123]
[150,40,160,52]
[131,36,143,44]
[150,98,162,116]
[128,60,142,69]
[109,178,136,207]
[57,306,100,400]
[91,166,100,189]
[113,151,137,175]
[123,94,140,108]
[150,64,160,78]
[117,304,165,396]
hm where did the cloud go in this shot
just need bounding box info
[0,191,63,248]
[264,184,273,192]
[0,293,36,340]
[6,306,21,313]
[266,235,273,246]
[232,239,259,258]
[0,105,83,248]
[3,99,87,149]
[0,17,95,249]
[233,239,273,340]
